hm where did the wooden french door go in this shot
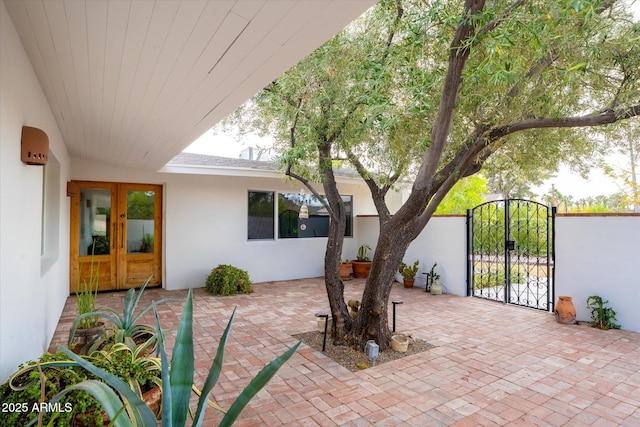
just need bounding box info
[70,181,162,293]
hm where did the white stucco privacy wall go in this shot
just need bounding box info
[554,215,640,332]
[0,1,71,382]
[356,215,468,295]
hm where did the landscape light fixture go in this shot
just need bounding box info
[314,313,329,351]
[364,340,379,366]
[392,300,403,332]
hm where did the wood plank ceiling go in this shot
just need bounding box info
[4,0,376,170]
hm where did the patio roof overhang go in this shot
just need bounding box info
[4,0,376,171]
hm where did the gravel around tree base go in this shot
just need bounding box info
[293,331,435,372]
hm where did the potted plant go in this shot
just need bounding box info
[429,262,442,295]
[49,290,300,427]
[4,342,163,426]
[399,260,419,288]
[352,244,372,278]
[71,243,104,353]
[340,259,352,281]
[141,233,154,253]
[68,276,169,355]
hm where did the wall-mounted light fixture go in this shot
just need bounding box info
[299,204,309,219]
[299,189,309,219]
[21,126,49,165]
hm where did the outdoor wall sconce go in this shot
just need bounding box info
[21,126,49,165]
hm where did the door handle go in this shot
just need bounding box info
[112,223,116,250]
[120,223,124,249]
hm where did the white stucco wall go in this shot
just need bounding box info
[555,215,640,332]
[71,159,376,289]
[356,215,468,295]
[0,1,71,382]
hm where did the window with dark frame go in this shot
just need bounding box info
[248,191,274,240]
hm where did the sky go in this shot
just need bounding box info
[184,1,640,200]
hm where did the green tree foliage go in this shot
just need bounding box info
[127,191,154,220]
[435,175,487,214]
[601,120,640,211]
[227,0,640,348]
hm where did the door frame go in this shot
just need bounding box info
[69,180,163,293]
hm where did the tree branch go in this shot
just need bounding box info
[345,149,393,222]
[284,100,337,220]
[476,0,525,38]
[432,103,640,199]
[413,0,486,193]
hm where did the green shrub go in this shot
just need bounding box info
[1,351,102,426]
[206,264,252,296]
[1,342,162,426]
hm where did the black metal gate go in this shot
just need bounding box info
[467,199,556,311]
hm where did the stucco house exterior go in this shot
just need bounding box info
[3,0,639,386]
[0,0,378,383]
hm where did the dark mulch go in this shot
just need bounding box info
[293,330,434,372]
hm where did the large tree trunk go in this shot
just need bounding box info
[350,217,419,350]
[349,1,484,351]
[319,142,352,343]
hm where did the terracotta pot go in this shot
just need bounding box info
[555,296,576,324]
[340,263,352,281]
[352,261,372,278]
[69,322,105,353]
[403,278,415,288]
[142,386,162,416]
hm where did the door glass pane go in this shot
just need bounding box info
[79,188,111,256]
[127,190,155,254]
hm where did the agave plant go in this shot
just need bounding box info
[68,276,171,354]
[43,288,300,427]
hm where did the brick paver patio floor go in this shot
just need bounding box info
[51,278,640,426]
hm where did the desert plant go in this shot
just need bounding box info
[4,340,163,427]
[356,244,371,262]
[68,276,170,354]
[429,263,440,281]
[76,242,100,329]
[399,260,419,279]
[586,296,621,330]
[43,289,300,427]
[2,352,92,426]
[205,264,252,296]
